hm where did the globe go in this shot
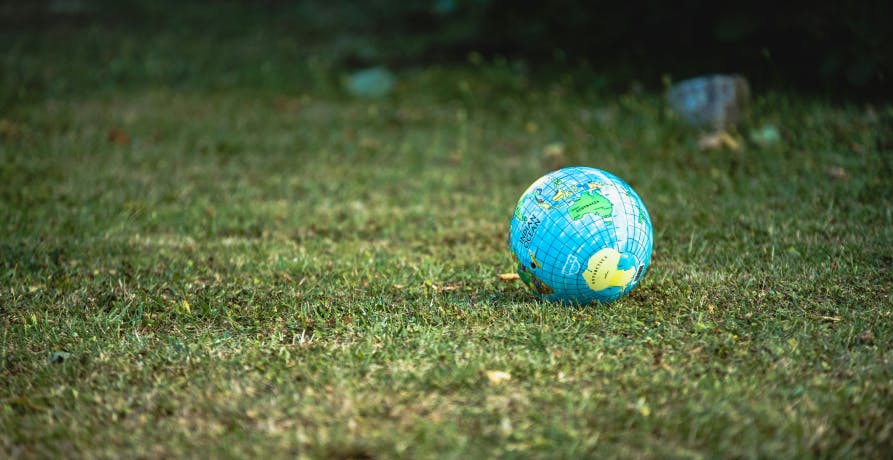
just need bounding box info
[508,166,653,304]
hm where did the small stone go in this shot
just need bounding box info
[667,74,750,130]
[749,124,782,146]
[345,67,396,98]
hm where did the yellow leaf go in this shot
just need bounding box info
[637,398,651,417]
[485,370,512,385]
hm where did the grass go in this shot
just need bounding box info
[3,3,893,458]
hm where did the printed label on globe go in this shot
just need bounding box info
[518,214,541,248]
[582,248,636,291]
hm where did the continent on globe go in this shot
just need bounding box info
[568,191,613,221]
[528,249,542,268]
[513,201,525,221]
[517,265,553,294]
[582,248,636,291]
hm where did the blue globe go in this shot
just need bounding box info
[509,166,653,304]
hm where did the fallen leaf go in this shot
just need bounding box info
[433,283,460,292]
[0,118,24,139]
[652,349,663,366]
[698,131,741,151]
[499,417,512,435]
[817,315,843,322]
[107,128,130,146]
[827,166,848,180]
[634,397,651,417]
[542,141,568,169]
[498,273,520,281]
[485,370,512,385]
[858,329,875,345]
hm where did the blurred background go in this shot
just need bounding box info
[2,0,891,107]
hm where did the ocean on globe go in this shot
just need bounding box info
[509,166,653,304]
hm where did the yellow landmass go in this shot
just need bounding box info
[582,248,636,291]
[528,249,542,268]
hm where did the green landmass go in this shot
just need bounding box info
[513,199,526,221]
[569,192,613,221]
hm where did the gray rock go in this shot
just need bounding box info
[667,74,750,130]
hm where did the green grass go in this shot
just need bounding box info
[3,4,893,459]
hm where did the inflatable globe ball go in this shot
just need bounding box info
[508,166,653,304]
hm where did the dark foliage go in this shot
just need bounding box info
[451,0,890,95]
[2,0,890,97]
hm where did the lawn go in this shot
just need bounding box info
[2,3,893,459]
